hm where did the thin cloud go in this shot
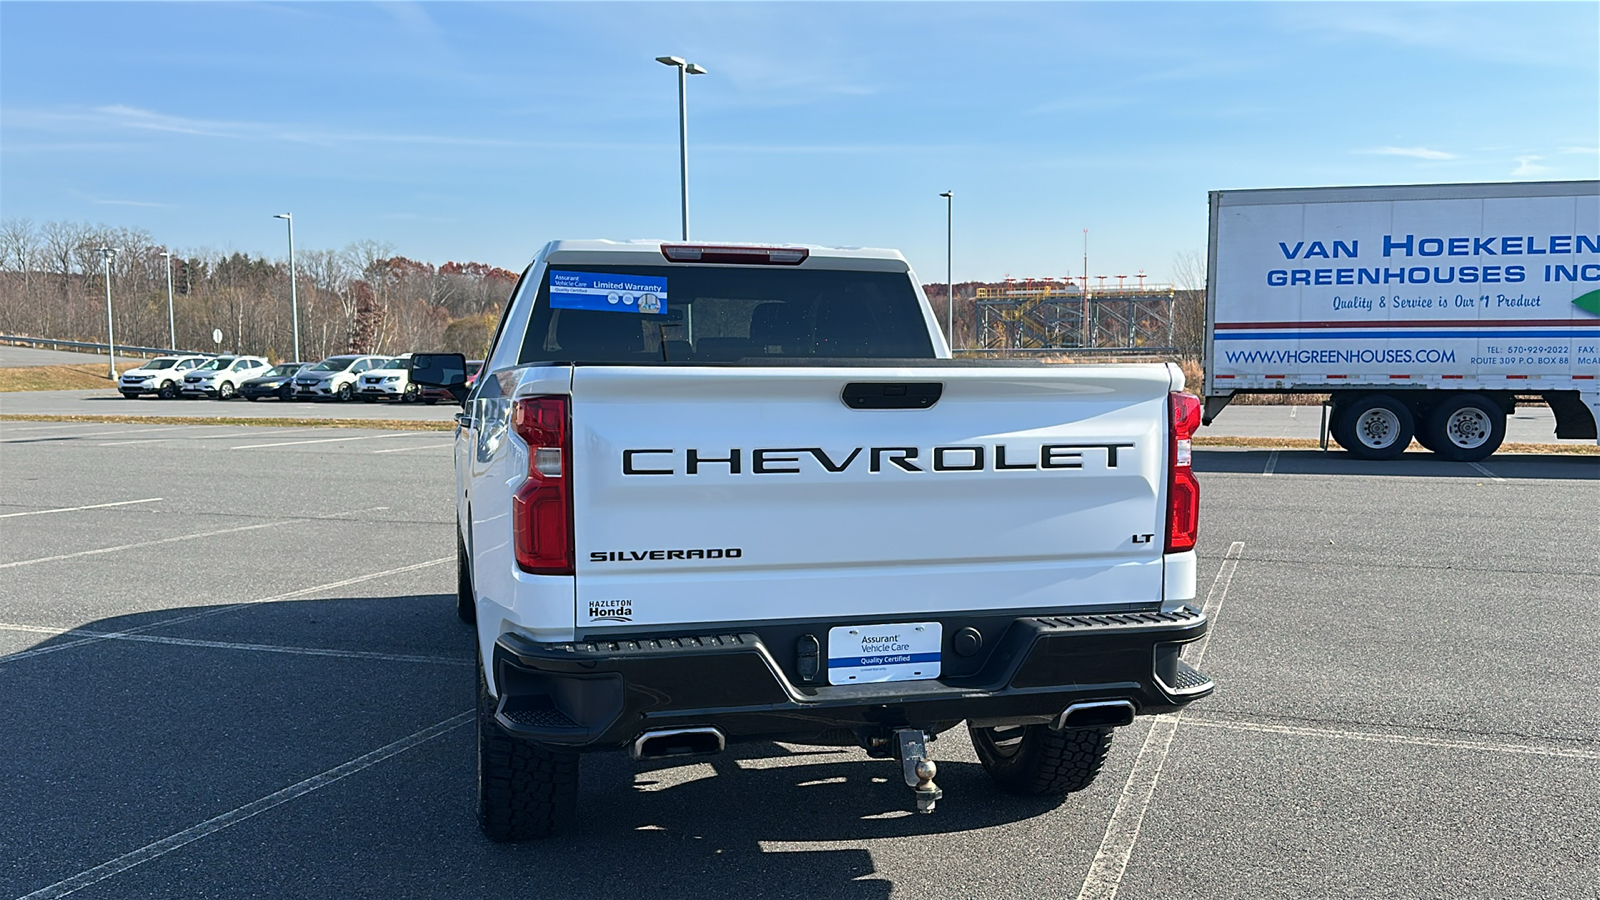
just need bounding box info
[1512,155,1552,176]
[1358,146,1459,161]
[1558,146,1599,155]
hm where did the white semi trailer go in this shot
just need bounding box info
[1203,180,1600,461]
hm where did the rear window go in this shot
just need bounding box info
[517,265,934,363]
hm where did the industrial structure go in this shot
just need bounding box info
[974,276,1177,353]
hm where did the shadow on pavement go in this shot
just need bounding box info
[1195,448,1598,480]
[2,594,1073,899]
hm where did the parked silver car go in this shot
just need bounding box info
[292,354,390,401]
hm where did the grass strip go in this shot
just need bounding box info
[0,364,140,392]
[1,414,1590,454]
[0,414,453,432]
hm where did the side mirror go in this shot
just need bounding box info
[409,352,469,405]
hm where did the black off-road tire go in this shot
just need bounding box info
[477,670,578,841]
[969,723,1114,797]
[456,528,476,624]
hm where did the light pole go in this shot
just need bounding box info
[940,191,954,350]
[656,55,707,241]
[274,213,301,362]
[96,247,120,378]
[159,250,176,350]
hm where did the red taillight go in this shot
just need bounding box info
[1165,391,1201,553]
[660,244,809,265]
[511,396,573,575]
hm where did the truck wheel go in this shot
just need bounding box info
[477,670,578,841]
[456,528,476,624]
[1334,395,1414,460]
[1426,395,1505,462]
[968,723,1113,797]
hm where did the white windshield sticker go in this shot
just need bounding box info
[549,270,667,315]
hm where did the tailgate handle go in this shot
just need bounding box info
[841,382,943,410]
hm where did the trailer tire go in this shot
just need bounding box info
[477,669,578,841]
[1333,395,1414,460]
[1425,395,1505,462]
[968,722,1113,797]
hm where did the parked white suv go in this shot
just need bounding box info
[180,356,271,399]
[119,355,210,399]
[357,355,415,402]
[293,354,390,401]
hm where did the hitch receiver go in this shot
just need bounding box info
[894,728,943,814]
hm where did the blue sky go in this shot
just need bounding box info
[2,2,1595,285]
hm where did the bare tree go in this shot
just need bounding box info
[1170,250,1207,360]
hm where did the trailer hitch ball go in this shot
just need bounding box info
[913,758,941,813]
[894,728,944,814]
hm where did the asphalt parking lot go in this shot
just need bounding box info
[2,418,1596,900]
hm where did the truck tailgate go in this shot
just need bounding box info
[568,364,1175,630]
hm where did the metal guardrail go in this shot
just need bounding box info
[0,335,205,358]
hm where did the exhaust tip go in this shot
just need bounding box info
[630,727,726,761]
[1053,700,1136,731]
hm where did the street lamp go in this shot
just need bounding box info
[939,191,954,351]
[96,247,120,378]
[273,213,301,362]
[656,55,707,241]
[159,250,176,350]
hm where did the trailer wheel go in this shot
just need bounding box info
[1333,395,1414,460]
[1425,395,1505,462]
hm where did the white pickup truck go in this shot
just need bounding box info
[410,240,1212,841]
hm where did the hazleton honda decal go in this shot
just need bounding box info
[586,599,633,623]
[589,548,743,563]
[620,444,1134,475]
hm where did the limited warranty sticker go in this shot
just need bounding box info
[827,622,941,685]
[549,270,667,315]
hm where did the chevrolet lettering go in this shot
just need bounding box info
[620,443,1134,475]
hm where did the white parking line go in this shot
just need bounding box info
[1262,450,1279,476]
[0,425,182,442]
[0,505,388,571]
[0,498,162,519]
[230,433,413,450]
[16,711,473,900]
[0,556,450,665]
[0,522,281,570]
[1468,461,1503,481]
[0,623,472,667]
[371,442,453,453]
[100,427,329,446]
[1075,542,1244,900]
[1182,717,1600,761]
